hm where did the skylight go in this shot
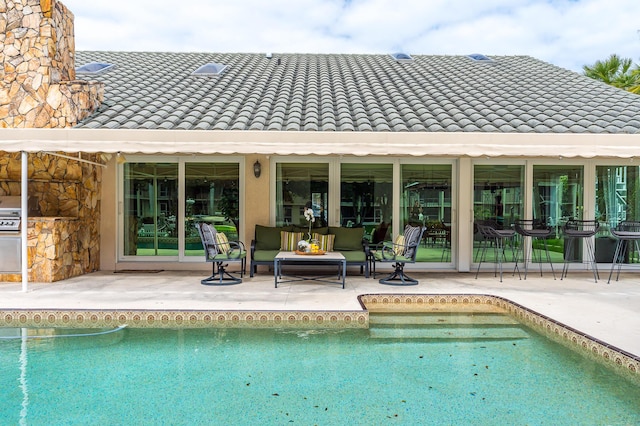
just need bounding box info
[390,52,414,63]
[467,53,494,62]
[192,63,228,76]
[75,62,115,74]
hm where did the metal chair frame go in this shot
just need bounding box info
[475,221,519,282]
[514,219,556,280]
[372,226,426,286]
[561,219,599,282]
[195,222,246,285]
[607,221,640,283]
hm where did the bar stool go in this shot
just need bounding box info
[475,220,519,282]
[514,219,556,279]
[561,219,599,282]
[607,221,640,283]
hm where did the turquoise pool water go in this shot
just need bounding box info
[1,313,639,425]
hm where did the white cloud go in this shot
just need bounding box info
[62,0,640,71]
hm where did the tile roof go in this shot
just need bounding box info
[74,52,640,133]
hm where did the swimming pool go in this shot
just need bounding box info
[1,312,639,425]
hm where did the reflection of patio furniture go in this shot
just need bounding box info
[561,219,599,282]
[371,225,426,285]
[424,220,446,246]
[475,220,519,282]
[514,220,556,279]
[607,221,640,283]
[195,222,246,285]
[440,223,452,262]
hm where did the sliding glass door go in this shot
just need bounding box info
[121,158,240,259]
[123,163,179,256]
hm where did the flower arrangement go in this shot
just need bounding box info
[303,207,315,240]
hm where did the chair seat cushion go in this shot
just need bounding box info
[209,251,246,261]
[373,251,410,262]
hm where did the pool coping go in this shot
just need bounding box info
[1,293,638,379]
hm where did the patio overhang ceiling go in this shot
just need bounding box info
[2,129,640,159]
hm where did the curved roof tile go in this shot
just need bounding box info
[74,52,640,134]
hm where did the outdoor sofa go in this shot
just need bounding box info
[250,224,370,278]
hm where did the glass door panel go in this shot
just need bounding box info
[185,163,240,257]
[123,163,178,256]
[401,164,452,263]
[595,165,640,264]
[532,164,583,262]
[340,163,393,243]
[473,165,524,261]
[276,163,328,228]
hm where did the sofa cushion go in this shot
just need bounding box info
[280,231,303,251]
[255,225,290,250]
[312,227,329,235]
[329,227,364,251]
[340,250,367,263]
[252,250,281,262]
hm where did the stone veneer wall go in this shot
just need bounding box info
[0,0,103,128]
[0,151,104,282]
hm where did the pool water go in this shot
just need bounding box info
[1,313,639,425]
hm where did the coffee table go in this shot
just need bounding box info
[274,251,346,288]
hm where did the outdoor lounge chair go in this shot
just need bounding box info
[371,225,426,285]
[195,222,247,285]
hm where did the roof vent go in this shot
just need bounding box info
[467,53,494,62]
[75,62,115,74]
[390,52,414,63]
[192,63,228,76]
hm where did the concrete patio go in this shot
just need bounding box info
[1,268,639,359]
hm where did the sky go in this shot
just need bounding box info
[62,0,639,72]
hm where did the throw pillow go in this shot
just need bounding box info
[214,232,231,254]
[402,225,422,258]
[280,231,303,251]
[330,227,365,251]
[313,233,335,252]
[393,235,405,256]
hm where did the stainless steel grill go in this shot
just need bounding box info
[0,196,22,232]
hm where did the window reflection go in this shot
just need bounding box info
[532,165,583,263]
[123,163,178,256]
[122,162,239,258]
[340,163,393,242]
[596,165,640,264]
[474,165,523,229]
[473,165,524,262]
[276,163,328,227]
[185,163,240,257]
[401,164,452,263]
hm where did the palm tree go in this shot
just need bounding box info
[583,54,640,94]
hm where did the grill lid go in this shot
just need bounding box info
[0,196,21,214]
